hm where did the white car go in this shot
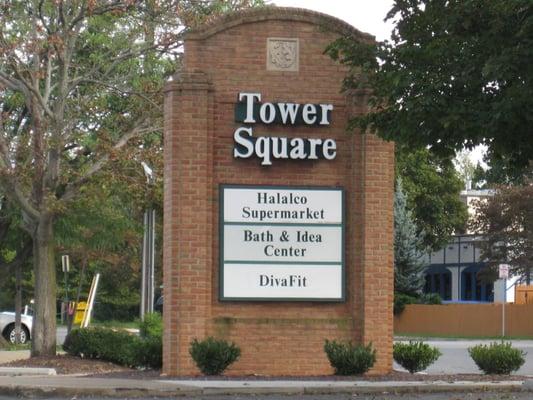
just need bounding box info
[0,306,33,344]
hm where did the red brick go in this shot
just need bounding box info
[163,7,394,376]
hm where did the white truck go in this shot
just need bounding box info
[0,306,33,344]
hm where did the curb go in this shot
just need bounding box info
[0,380,529,398]
[0,387,201,398]
[0,367,56,376]
[192,382,527,397]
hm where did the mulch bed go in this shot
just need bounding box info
[97,370,527,382]
[1,355,529,382]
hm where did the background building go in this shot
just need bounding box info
[421,188,517,303]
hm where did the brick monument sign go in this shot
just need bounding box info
[163,7,394,376]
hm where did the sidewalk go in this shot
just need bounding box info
[0,350,29,363]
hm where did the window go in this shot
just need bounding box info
[443,274,451,301]
[424,267,452,301]
[425,275,431,294]
[434,274,441,294]
[464,273,472,300]
[461,265,494,302]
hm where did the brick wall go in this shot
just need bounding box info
[163,7,394,376]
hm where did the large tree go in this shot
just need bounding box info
[0,0,262,356]
[397,147,467,250]
[326,0,533,175]
[470,183,533,284]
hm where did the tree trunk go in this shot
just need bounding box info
[31,215,57,356]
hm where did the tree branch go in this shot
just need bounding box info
[74,79,161,109]
[60,123,158,202]
[68,1,135,30]
[0,238,32,280]
[43,54,54,103]
[0,72,24,92]
[9,61,54,118]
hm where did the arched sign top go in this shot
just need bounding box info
[186,6,374,42]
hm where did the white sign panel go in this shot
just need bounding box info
[499,264,510,280]
[223,264,342,299]
[220,185,344,301]
[223,188,342,223]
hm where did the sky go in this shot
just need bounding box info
[270,0,395,41]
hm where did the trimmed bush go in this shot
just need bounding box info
[468,342,525,375]
[393,341,441,373]
[394,292,442,315]
[394,293,418,315]
[94,300,139,322]
[63,327,162,369]
[419,293,442,305]
[135,335,163,369]
[139,312,162,339]
[189,337,241,375]
[324,340,376,375]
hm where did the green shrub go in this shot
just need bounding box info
[135,335,163,369]
[189,337,241,375]
[63,327,161,369]
[394,293,418,315]
[94,300,139,322]
[420,293,442,305]
[394,292,442,315]
[139,312,162,339]
[393,341,441,373]
[468,342,525,375]
[324,340,376,375]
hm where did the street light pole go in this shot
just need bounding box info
[140,162,155,320]
[61,255,70,324]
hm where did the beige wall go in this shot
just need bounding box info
[395,304,533,337]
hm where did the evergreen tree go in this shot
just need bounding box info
[394,178,426,296]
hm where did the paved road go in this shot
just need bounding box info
[395,339,533,375]
[0,393,527,400]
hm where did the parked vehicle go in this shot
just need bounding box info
[0,306,33,344]
[154,295,163,314]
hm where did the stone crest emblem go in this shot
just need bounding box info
[267,38,299,71]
